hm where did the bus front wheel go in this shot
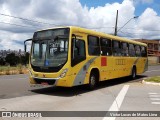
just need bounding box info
[88,72,97,90]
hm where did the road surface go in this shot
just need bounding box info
[0,65,160,120]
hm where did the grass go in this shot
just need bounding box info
[0,65,28,75]
[0,66,17,70]
[148,63,160,66]
[145,76,160,83]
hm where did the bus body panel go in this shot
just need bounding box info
[28,26,148,87]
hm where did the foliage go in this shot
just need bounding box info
[5,53,20,66]
[0,52,29,75]
[0,65,28,75]
[17,64,23,74]
[5,66,10,75]
[21,52,29,65]
[145,76,160,83]
[3,52,29,66]
[0,58,5,65]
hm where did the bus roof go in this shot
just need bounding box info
[36,26,147,46]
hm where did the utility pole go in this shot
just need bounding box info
[114,10,118,36]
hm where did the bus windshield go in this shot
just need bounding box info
[31,28,69,68]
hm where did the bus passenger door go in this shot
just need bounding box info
[71,36,87,86]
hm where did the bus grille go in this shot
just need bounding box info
[34,78,56,85]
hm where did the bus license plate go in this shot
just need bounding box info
[41,82,49,85]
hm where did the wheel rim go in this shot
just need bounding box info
[90,75,96,86]
[132,69,136,78]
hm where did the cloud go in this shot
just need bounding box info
[0,30,32,50]
[13,40,24,45]
[133,8,160,39]
[133,0,154,5]
[86,0,135,33]
[0,0,160,50]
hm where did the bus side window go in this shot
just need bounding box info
[71,39,86,67]
[121,42,129,56]
[135,45,141,57]
[129,44,136,57]
[88,36,100,56]
[141,46,147,57]
[100,38,112,56]
[112,40,121,56]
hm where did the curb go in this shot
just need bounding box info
[142,79,160,86]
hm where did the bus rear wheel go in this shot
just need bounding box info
[131,67,136,79]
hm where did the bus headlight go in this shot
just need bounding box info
[59,68,68,78]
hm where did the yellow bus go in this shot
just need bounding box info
[24,26,148,89]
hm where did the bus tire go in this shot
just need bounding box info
[131,67,136,79]
[88,72,98,90]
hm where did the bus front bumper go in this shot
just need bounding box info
[29,76,72,87]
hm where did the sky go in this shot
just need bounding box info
[0,0,160,50]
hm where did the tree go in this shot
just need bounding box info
[5,53,20,66]
[20,52,30,65]
[21,55,26,65]
[0,57,5,65]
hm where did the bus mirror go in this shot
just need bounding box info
[24,39,32,53]
[24,44,27,53]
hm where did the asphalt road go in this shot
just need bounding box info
[0,65,160,120]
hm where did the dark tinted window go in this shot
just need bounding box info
[129,44,135,57]
[34,28,69,39]
[100,38,112,56]
[135,45,141,57]
[71,39,86,66]
[121,42,129,56]
[88,36,100,56]
[141,46,147,57]
[112,40,121,56]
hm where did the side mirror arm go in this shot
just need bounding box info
[24,39,32,53]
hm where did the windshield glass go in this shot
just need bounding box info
[31,28,69,68]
